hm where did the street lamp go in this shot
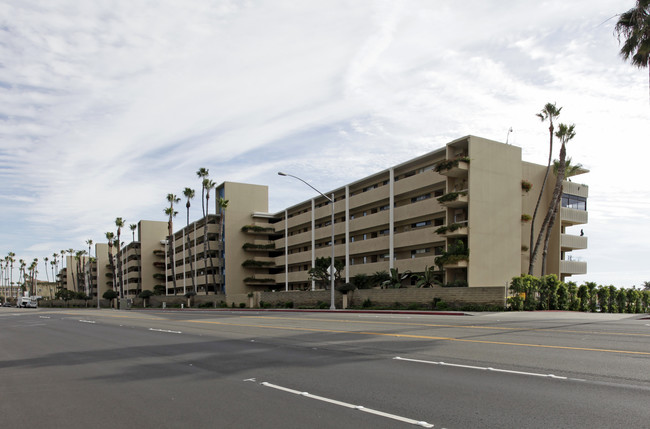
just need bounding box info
[278,172,336,310]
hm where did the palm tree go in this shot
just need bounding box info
[43,257,49,283]
[553,158,583,179]
[164,206,179,294]
[50,259,56,292]
[129,224,137,242]
[534,123,577,275]
[106,232,116,295]
[183,187,196,292]
[52,252,59,289]
[196,168,209,216]
[528,102,562,275]
[413,266,440,288]
[165,193,181,294]
[614,1,650,97]
[115,217,125,297]
[217,197,229,294]
[8,252,15,299]
[86,239,93,297]
[203,179,216,293]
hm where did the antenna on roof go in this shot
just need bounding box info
[506,127,513,144]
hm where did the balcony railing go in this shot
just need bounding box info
[437,191,468,208]
[435,159,469,178]
[560,259,587,275]
[560,207,588,226]
[561,234,588,251]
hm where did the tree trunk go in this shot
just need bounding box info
[541,191,562,275]
[528,123,554,275]
[530,143,567,274]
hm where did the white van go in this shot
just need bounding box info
[17,296,38,308]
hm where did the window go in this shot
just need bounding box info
[379,204,390,211]
[411,220,432,228]
[561,194,587,211]
[410,248,430,258]
[411,193,431,203]
[379,229,390,235]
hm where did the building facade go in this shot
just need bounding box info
[63,135,588,298]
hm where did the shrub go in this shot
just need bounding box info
[241,225,275,233]
[362,298,373,308]
[239,303,246,308]
[437,191,467,203]
[521,180,533,192]
[436,301,449,310]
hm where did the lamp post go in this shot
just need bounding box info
[278,172,336,310]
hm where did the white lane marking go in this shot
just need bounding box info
[149,328,182,334]
[79,320,96,324]
[394,357,571,380]
[39,316,50,319]
[260,381,434,428]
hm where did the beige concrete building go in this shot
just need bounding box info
[250,135,588,290]
[66,135,588,298]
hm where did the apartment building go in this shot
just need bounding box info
[68,135,588,299]
[242,135,588,290]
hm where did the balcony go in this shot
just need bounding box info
[243,277,276,286]
[560,207,588,226]
[560,259,587,275]
[442,259,468,269]
[435,159,469,178]
[437,191,468,208]
[561,234,588,251]
[435,222,468,238]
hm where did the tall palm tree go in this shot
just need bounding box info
[19,258,25,294]
[130,224,137,242]
[615,1,650,97]
[115,217,125,297]
[183,187,196,292]
[106,232,116,295]
[534,123,577,275]
[196,168,209,217]
[8,252,15,299]
[166,193,181,294]
[86,239,93,297]
[52,252,59,289]
[164,205,179,294]
[128,224,138,293]
[50,259,56,291]
[217,197,229,294]
[43,257,49,283]
[528,102,562,275]
[203,179,216,293]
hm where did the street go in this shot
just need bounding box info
[1,308,649,428]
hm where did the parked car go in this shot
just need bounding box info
[2,302,12,307]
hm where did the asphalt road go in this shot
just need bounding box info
[1,308,649,428]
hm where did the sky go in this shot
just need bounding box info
[0,0,648,287]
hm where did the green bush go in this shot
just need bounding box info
[436,301,449,310]
[362,298,372,308]
[239,303,246,308]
